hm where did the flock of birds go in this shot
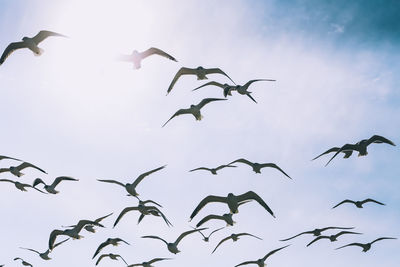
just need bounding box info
[0,29,398,267]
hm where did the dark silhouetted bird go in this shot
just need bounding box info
[332,198,385,209]
[335,237,397,252]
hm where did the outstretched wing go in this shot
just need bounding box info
[371,237,397,244]
[175,228,207,245]
[95,254,109,266]
[237,191,275,218]
[259,163,291,179]
[361,198,385,206]
[332,199,355,209]
[16,162,47,173]
[114,207,139,227]
[148,258,172,264]
[75,220,103,233]
[196,214,224,227]
[279,230,314,241]
[229,158,254,167]
[245,93,258,103]
[204,68,235,84]
[212,236,232,253]
[97,179,125,188]
[325,144,359,166]
[335,242,364,250]
[162,108,192,127]
[235,260,258,267]
[312,147,341,160]
[243,79,276,87]
[141,235,169,245]
[32,30,67,44]
[196,98,226,109]
[19,247,40,255]
[167,67,198,95]
[237,233,262,240]
[208,227,225,238]
[189,167,212,172]
[366,135,396,146]
[0,155,22,161]
[215,164,237,171]
[132,165,166,188]
[334,231,362,238]
[94,212,113,224]
[92,240,110,259]
[0,41,27,65]
[307,236,329,247]
[262,245,290,261]
[192,81,225,91]
[52,176,79,188]
[53,238,70,250]
[48,229,66,250]
[140,47,177,61]
[0,178,16,184]
[190,195,228,220]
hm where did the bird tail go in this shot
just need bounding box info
[33,48,44,56]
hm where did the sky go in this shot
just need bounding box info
[0,0,399,266]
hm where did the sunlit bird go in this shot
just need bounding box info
[167,66,235,95]
[229,158,291,179]
[127,258,172,267]
[117,47,177,69]
[279,226,355,241]
[335,237,397,252]
[307,231,362,247]
[20,238,69,260]
[33,176,78,194]
[0,30,67,65]
[92,238,130,259]
[95,253,128,266]
[234,245,290,267]
[212,233,262,253]
[332,198,385,209]
[162,98,227,127]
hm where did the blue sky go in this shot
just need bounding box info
[0,1,399,266]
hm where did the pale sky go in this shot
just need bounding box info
[0,0,399,266]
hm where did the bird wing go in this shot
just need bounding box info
[140,47,177,61]
[97,179,126,188]
[235,260,258,267]
[0,155,22,161]
[189,167,211,172]
[196,98,227,109]
[191,227,207,239]
[196,214,223,227]
[332,199,355,209]
[307,236,328,247]
[175,228,207,245]
[190,195,228,220]
[162,108,192,127]
[335,242,364,250]
[95,254,109,266]
[262,245,290,261]
[148,258,171,264]
[192,81,225,91]
[209,227,225,238]
[204,68,235,84]
[151,208,173,227]
[366,135,395,146]
[32,178,45,187]
[167,67,198,94]
[117,255,128,265]
[237,191,275,218]
[279,231,314,241]
[245,93,258,103]
[0,178,16,184]
[52,238,69,250]
[19,247,40,255]
[93,240,111,259]
[259,163,291,179]
[0,41,27,65]
[361,198,385,206]
[16,162,47,173]
[237,233,262,240]
[52,176,79,188]
[132,165,166,188]
[114,207,139,227]
[75,220,103,233]
[325,144,359,166]
[320,226,355,231]
[371,237,397,244]
[48,229,65,249]
[141,235,169,245]
[334,231,362,238]
[115,238,130,245]
[212,236,232,253]
[311,147,341,160]
[229,158,254,167]
[215,164,237,171]
[32,30,67,44]
[95,212,114,223]
[243,79,276,87]
[141,199,163,207]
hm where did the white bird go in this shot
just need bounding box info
[98,165,166,196]
[32,176,78,194]
[0,178,46,194]
[20,238,69,260]
[162,98,227,127]
[234,245,290,267]
[167,66,235,95]
[0,30,67,65]
[0,161,47,177]
[117,47,177,69]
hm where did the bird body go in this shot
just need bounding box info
[33,176,78,194]
[189,164,236,175]
[229,79,276,103]
[229,158,291,178]
[13,258,33,267]
[0,161,47,177]
[336,237,397,252]
[332,198,385,209]
[117,47,177,69]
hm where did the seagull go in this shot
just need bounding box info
[134,196,163,208]
[228,79,276,103]
[307,231,362,247]
[229,158,291,179]
[92,238,130,259]
[127,258,172,267]
[114,204,172,227]
[0,178,47,193]
[190,191,275,220]
[325,135,396,166]
[311,147,353,161]
[95,253,128,266]
[279,226,355,241]
[63,213,113,233]
[0,161,46,177]
[49,219,104,249]
[167,66,235,95]
[20,238,69,260]
[13,258,33,267]
[0,30,67,65]
[336,237,397,252]
[97,165,166,196]
[332,198,385,209]
[192,227,225,242]
[189,164,236,175]
[32,176,78,194]
[212,233,262,253]
[142,228,206,254]
[234,245,290,267]
[162,98,227,127]
[192,81,236,97]
[196,213,235,227]
[117,47,177,69]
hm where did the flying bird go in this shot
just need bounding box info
[13,258,33,267]
[189,164,236,175]
[229,158,291,179]
[141,228,206,254]
[332,198,385,209]
[192,81,236,97]
[95,253,128,266]
[307,231,362,247]
[117,47,177,69]
[311,147,353,161]
[190,191,275,220]
[63,213,113,233]
[335,237,397,252]
[92,238,130,259]
[0,179,47,193]
[279,226,355,241]
[127,258,172,267]
[167,66,235,95]
[234,245,290,267]
[98,165,166,196]
[33,176,78,194]
[212,233,262,253]
[227,79,276,103]
[325,135,395,166]
[20,238,69,260]
[0,161,46,177]
[192,227,225,242]
[0,30,67,65]
[162,98,227,127]
[196,213,235,227]
[113,204,172,227]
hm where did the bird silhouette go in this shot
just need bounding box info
[229,158,291,178]
[307,231,362,247]
[127,258,172,267]
[92,238,130,259]
[212,233,262,253]
[20,238,69,260]
[0,161,46,177]
[332,198,385,209]
[189,164,236,175]
[32,176,78,194]
[192,226,225,242]
[279,226,355,241]
[335,237,397,252]
[95,253,128,266]
[0,178,47,193]
[234,245,290,266]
